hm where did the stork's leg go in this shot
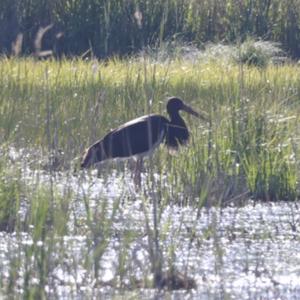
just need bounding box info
[133,157,143,188]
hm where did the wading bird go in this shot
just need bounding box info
[81,97,208,184]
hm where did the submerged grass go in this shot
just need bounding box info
[0,55,300,297]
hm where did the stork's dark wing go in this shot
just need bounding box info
[102,114,168,158]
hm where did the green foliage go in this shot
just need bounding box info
[1,0,300,57]
[0,162,21,232]
[237,39,284,67]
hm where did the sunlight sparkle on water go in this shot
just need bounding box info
[1,149,300,299]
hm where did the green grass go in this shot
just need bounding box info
[1,56,299,201]
[0,55,300,296]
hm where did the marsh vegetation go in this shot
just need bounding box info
[1,44,300,298]
[2,0,300,58]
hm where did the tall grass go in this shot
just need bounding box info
[0,56,299,201]
[1,0,300,58]
[0,55,300,296]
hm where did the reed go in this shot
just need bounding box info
[1,56,299,200]
[0,54,300,296]
[1,0,300,58]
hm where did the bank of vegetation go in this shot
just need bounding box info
[0,22,300,297]
[1,0,300,58]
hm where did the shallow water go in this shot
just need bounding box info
[1,158,300,299]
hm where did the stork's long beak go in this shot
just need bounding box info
[182,103,209,121]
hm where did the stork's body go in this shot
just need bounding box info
[81,97,207,171]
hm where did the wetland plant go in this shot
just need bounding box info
[0,54,299,297]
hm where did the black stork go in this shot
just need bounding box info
[80,97,208,181]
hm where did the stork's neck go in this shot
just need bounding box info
[169,111,186,128]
